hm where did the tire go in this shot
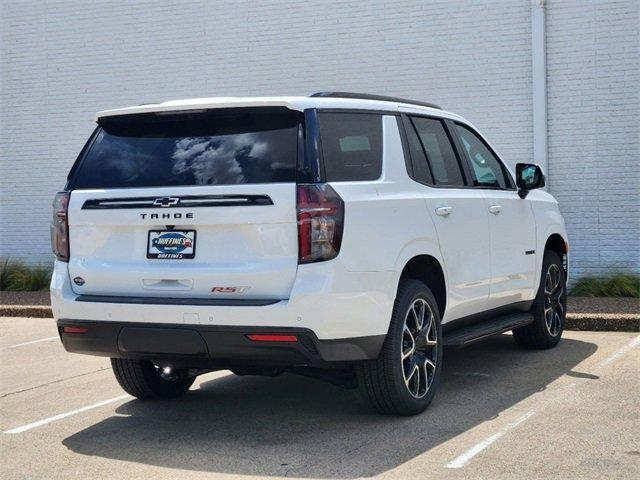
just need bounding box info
[513,250,566,349]
[358,279,443,416]
[111,358,195,399]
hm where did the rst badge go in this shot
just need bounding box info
[147,230,196,259]
[211,286,250,294]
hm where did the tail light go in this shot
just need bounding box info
[51,192,70,262]
[296,184,344,263]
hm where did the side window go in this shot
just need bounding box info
[318,113,382,181]
[403,117,432,184]
[454,123,510,189]
[410,116,465,186]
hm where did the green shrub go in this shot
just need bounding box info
[570,274,640,298]
[0,259,52,291]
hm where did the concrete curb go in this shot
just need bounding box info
[1,305,639,332]
[565,313,639,332]
[0,305,53,318]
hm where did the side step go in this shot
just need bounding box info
[443,312,534,347]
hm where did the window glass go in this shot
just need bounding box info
[318,113,382,181]
[410,117,465,186]
[403,117,432,184]
[72,108,301,189]
[454,124,509,188]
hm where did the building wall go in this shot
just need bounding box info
[546,0,639,278]
[0,0,638,279]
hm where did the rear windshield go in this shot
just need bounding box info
[71,107,302,189]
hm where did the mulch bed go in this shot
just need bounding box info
[0,291,51,306]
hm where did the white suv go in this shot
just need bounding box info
[51,92,569,415]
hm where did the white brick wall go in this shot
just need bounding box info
[0,0,637,279]
[546,0,639,278]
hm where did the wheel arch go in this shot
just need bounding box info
[544,232,569,278]
[397,255,447,319]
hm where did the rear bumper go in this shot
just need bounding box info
[51,259,397,341]
[57,319,385,366]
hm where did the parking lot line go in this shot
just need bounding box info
[595,334,640,369]
[444,410,535,469]
[2,336,59,349]
[3,394,130,434]
[444,333,640,470]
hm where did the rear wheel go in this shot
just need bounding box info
[358,279,443,416]
[513,250,566,349]
[111,358,195,399]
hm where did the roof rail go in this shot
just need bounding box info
[310,91,442,110]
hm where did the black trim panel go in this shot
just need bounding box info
[75,295,280,307]
[82,194,273,210]
[443,300,533,333]
[56,319,386,366]
[443,312,534,347]
[310,91,442,110]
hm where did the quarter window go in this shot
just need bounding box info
[454,123,510,188]
[318,113,383,181]
[410,117,465,187]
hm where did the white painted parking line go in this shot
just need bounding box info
[595,334,640,369]
[445,411,535,469]
[444,334,640,470]
[2,336,59,349]
[3,394,130,434]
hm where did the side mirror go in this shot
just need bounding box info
[516,163,545,199]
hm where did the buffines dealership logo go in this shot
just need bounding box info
[147,230,196,259]
[152,233,192,252]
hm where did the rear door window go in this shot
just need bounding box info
[318,113,383,181]
[410,116,465,187]
[71,107,302,189]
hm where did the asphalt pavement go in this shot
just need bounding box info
[1,317,638,479]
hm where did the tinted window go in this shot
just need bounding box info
[455,123,509,188]
[403,117,432,184]
[318,113,382,181]
[410,117,465,186]
[72,108,302,189]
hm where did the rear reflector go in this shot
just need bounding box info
[63,326,88,334]
[246,334,298,342]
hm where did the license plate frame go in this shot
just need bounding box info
[147,230,196,259]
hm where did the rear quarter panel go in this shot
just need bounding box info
[330,115,445,298]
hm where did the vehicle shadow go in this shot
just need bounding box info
[63,335,597,478]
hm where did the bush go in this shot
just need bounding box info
[570,274,640,298]
[0,259,52,291]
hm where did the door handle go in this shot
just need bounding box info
[488,204,503,215]
[435,206,453,217]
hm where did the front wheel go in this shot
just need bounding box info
[513,250,566,349]
[111,358,195,399]
[358,279,443,416]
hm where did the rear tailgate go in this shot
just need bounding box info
[67,185,297,299]
[66,107,301,300]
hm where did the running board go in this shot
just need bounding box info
[443,312,534,347]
